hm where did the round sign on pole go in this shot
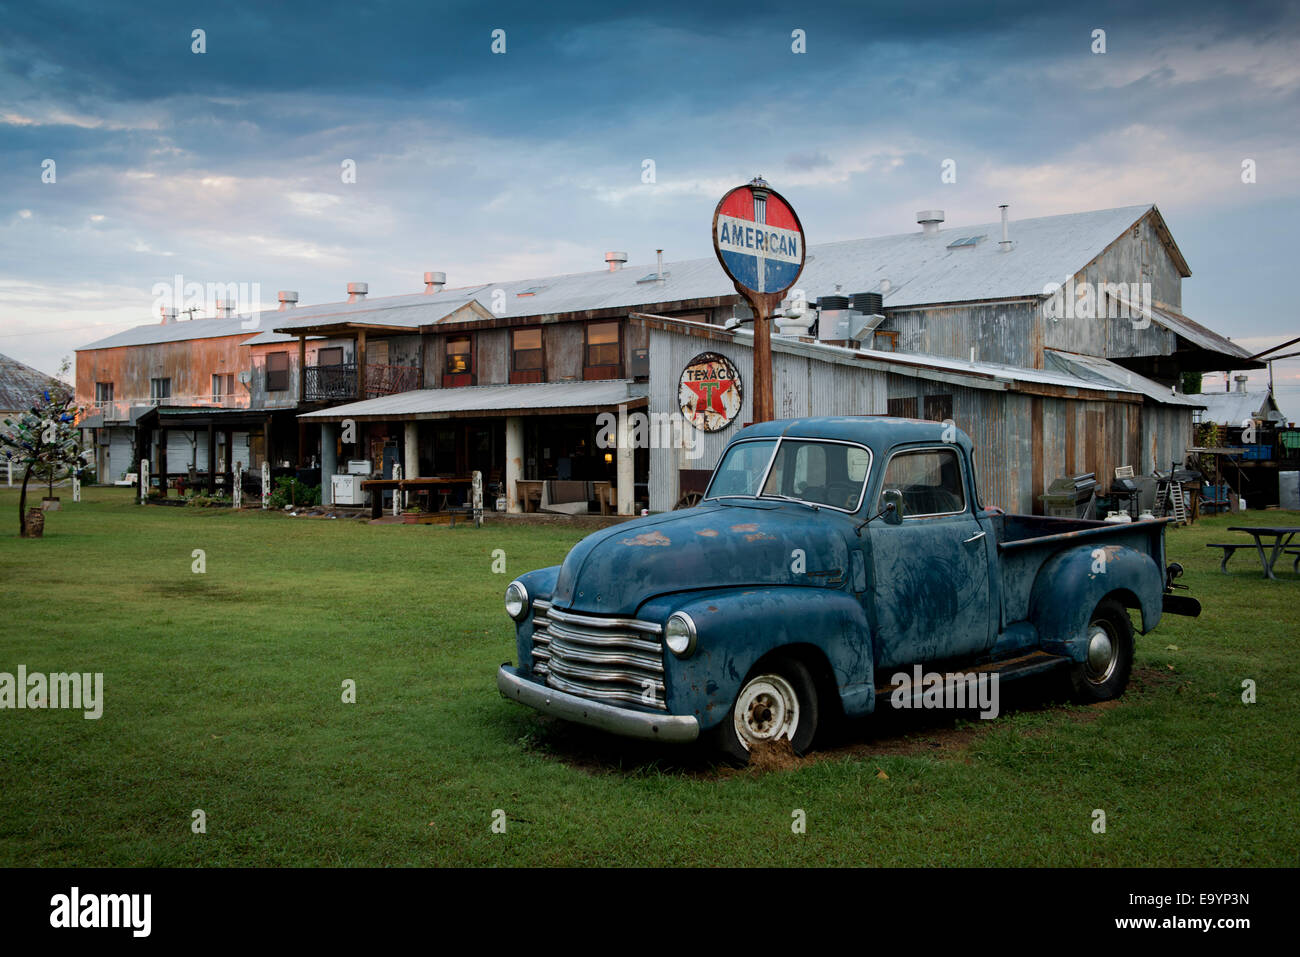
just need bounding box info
[711,178,805,424]
[712,180,806,298]
[679,352,744,432]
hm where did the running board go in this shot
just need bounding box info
[876,651,1071,696]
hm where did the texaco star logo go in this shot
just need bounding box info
[679,352,744,432]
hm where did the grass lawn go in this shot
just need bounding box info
[0,486,1296,866]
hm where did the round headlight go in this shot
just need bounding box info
[665,612,697,658]
[505,580,529,621]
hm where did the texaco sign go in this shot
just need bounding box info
[679,352,744,432]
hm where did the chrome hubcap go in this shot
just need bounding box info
[734,674,800,750]
[1085,624,1118,684]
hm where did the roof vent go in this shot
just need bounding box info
[159,306,177,325]
[277,290,298,311]
[1235,375,1249,393]
[604,252,628,272]
[347,282,368,303]
[423,271,446,294]
[214,299,235,319]
[998,204,1014,252]
[916,210,944,236]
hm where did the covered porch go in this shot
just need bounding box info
[299,380,649,515]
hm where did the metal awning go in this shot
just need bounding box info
[297,379,649,423]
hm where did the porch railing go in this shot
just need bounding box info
[303,362,423,402]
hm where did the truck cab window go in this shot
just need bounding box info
[880,448,965,516]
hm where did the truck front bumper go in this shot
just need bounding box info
[496,664,700,743]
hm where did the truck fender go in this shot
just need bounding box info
[647,587,876,732]
[1027,544,1163,662]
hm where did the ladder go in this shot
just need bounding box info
[1157,475,1188,525]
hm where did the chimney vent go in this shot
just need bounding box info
[604,252,628,272]
[1235,375,1249,393]
[277,290,298,311]
[159,306,177,325]
[998,204,1014,252]
[347,282,368,303]
[423,271,446,294]
[214,299,235,319]
[916,210,945,236]
[656,249,664,282]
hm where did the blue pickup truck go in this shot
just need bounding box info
[497,417,1200,762]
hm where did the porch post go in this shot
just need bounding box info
[616,409,635,515]
[505,415,524,513]
[403,420,419,509]
[320,422,337,505]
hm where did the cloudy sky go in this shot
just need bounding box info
[2,0,1297,402]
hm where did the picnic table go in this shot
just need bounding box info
[1208,527,1300,580]
[360,475,473,519]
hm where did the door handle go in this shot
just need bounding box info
[963,530,986,544]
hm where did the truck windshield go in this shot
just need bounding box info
[706,438,871,512]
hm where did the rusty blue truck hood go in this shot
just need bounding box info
[550,501,852,616]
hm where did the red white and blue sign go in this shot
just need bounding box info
[712,182,805,297]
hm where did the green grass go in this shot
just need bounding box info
[0,487,1296,866]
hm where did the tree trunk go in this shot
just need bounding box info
[18,462,33,538]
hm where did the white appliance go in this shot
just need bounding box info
[346,460,372,475]
[331,473,369,506]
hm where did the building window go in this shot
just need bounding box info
[887,397,917,418]
[266,352,290,391]
[923,394,953,423]
[211,373,235,403]
[585,321,620,367]
[95,382,114,407]
[512,329,542,372]
[446,336,472,375]
[316,347,344,367]
[150,378,171,402]
[872,330,898,352]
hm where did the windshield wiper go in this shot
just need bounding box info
[760,493,820,511]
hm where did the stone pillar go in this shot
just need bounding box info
[320,422,337,506]
[505,415,524,513]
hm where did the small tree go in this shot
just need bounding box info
[1,382,86,538]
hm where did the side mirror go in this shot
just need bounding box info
[881,489,905,525]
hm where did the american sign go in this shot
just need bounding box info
[713,185,805,296]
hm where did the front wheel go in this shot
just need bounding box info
[711,658,819,765]
[1068,598,1134,702]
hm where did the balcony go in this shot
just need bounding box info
[303,363,422,402]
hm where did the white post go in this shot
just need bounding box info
[616,406,635,515]
[261,461,270,509]
[505,415,524,513]
[233,464,243,509]
[404,421,419,508]
[139,459,149,504]
[73,474,81,503]
[392,462,402,516]
[472,470,483,528]
[6,459,12,487]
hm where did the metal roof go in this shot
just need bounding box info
[1195,389,1284,424]
[81,204,1168,351]
[1043,350,1205,407]
[634,314,1186,404]
[76,315,260,351]
[298,379,649,421]
[0,353,66,410]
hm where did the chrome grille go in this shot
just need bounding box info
[529,601,666,711]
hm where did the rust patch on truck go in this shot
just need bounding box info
[695,528,719,538]
[729,523,759,533]
[620,530,672,547]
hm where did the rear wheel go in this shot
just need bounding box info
[1068,598,1134,702]
[711,658,819,765]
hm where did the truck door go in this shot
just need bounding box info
[867,446,993,669]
